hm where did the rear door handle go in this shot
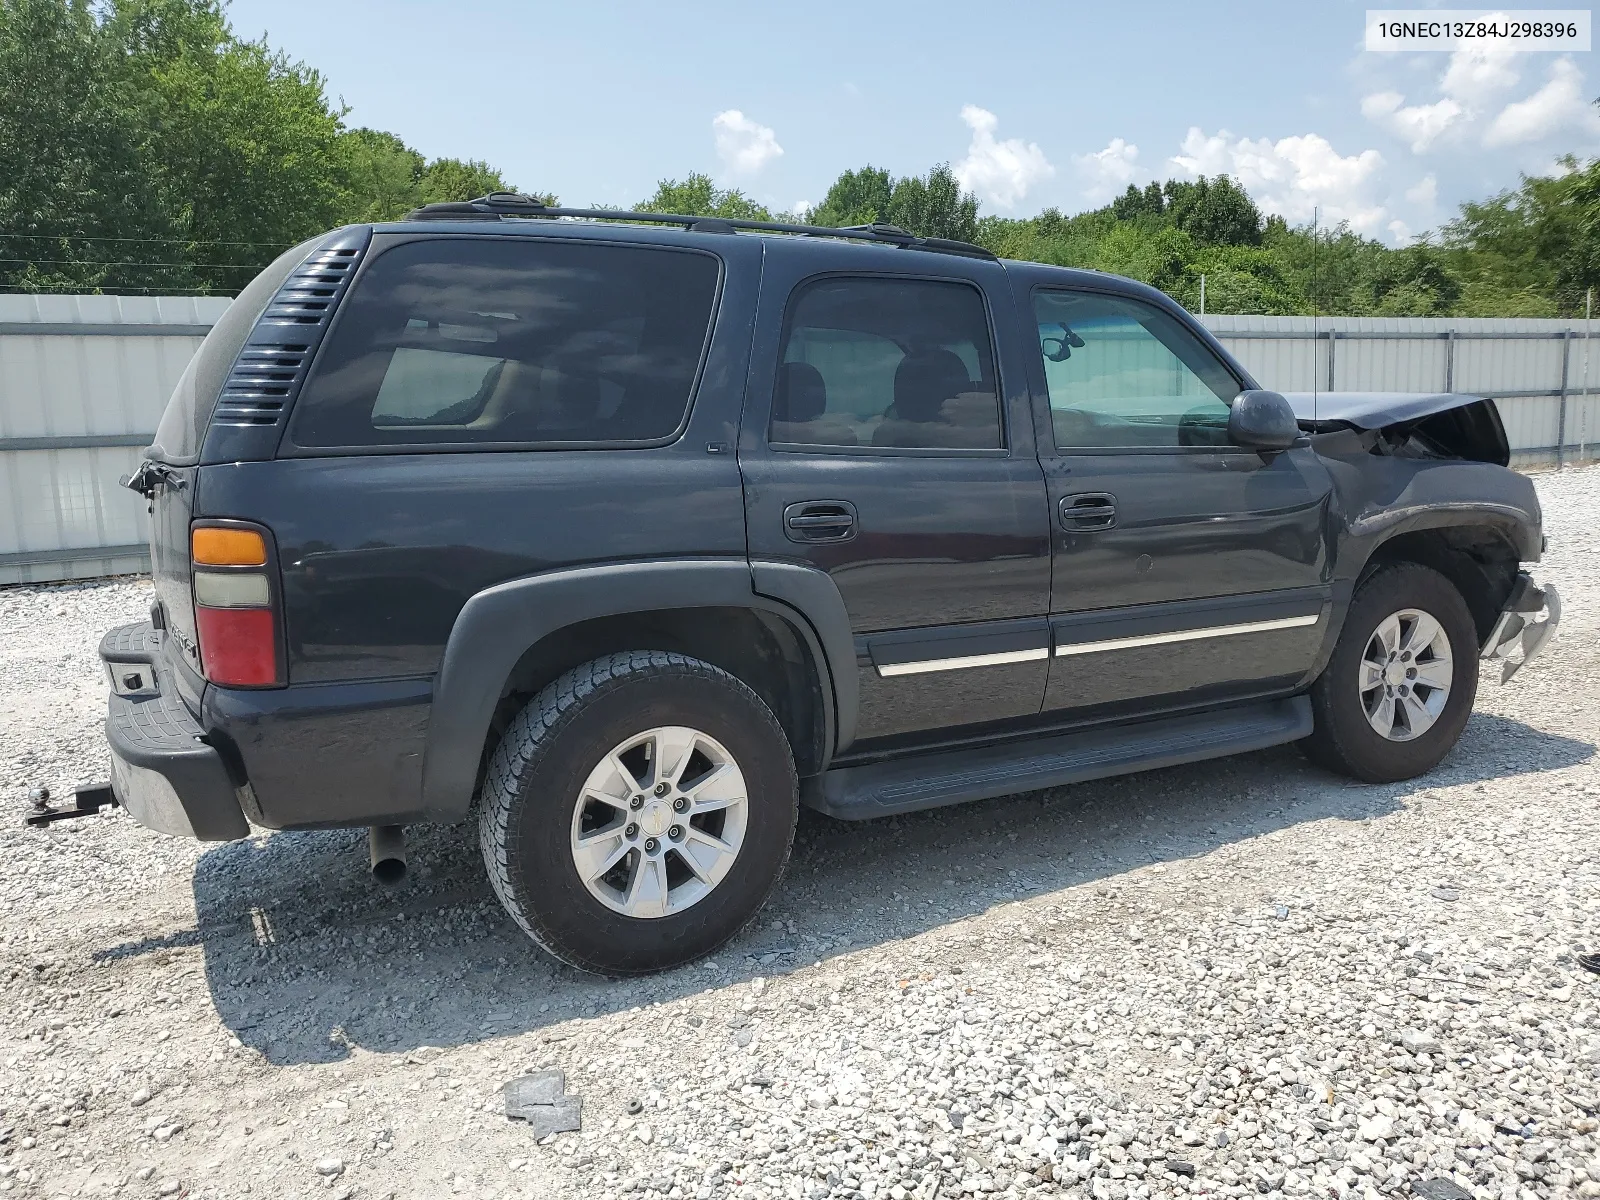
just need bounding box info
[784,500,857,543]
[1060,492,1117,532]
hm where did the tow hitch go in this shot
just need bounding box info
[26,783,118,828]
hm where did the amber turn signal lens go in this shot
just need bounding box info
[192,527,267,567]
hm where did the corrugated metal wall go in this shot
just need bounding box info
[3,300,1598,586]
[0,295,231,585]
[1201,314,1600,467]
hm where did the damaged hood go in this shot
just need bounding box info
[1281,391,1486,430]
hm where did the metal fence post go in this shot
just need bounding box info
[1327,331,1337,391]
[1557,329,1571,466]
[1444,329,1455,392]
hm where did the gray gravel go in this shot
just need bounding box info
[2,466,1599,1200]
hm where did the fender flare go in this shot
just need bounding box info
[1345,502,1540,563]
[418,557,857,820]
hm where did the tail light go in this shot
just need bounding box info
[191,523,283,687]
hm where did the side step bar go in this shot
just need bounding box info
[804,696,1312,820]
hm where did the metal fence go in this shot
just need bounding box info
[0,294,230,585]
[1201,314,1600,468]
[2,299,1597,585]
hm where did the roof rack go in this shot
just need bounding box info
[404,192,997,261]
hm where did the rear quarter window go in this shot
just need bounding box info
[288,237,722,450]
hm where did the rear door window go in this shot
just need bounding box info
[288,237,721,449]
[770,276,1002,450]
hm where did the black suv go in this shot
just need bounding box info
[98,195,1558,974]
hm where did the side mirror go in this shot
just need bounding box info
[1228,389,1300,452]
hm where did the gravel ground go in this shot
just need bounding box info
[2,468,1599,1200]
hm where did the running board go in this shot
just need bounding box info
[804,696,1312,820]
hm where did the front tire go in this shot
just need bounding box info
[1302,563,1480,783]
[478,651,798,975]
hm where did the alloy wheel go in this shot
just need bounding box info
[1358,608,1454,742]
[568,726,749,918]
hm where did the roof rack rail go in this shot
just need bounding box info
[404,193,997,261]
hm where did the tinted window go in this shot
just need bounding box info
[771,277,1001,450]
[1032,290,1239,450]
[290,238,720,448]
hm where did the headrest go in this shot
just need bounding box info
[892,350,973,422]
[775,361,828,422]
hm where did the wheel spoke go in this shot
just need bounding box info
[680,827,737,882]
[656,728,701,788]
[671,845,713,885]
[1373,615,1402,659]
[604,752,645,798]
[571,828,629,882]
[1412,657,1453,691]
[1364,691,1395,737]
[683,761,744,812]
[1358,658,1386,692]
[1402,612,1444,658]
[1400,690,1434,736]
[624,853,669,917]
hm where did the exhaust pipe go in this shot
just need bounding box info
[368,825,407,885]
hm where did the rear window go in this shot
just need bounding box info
[288,237,721,449]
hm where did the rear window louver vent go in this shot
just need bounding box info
[262,248,359,323]
[213,345,311,425]
[211,242,364,431]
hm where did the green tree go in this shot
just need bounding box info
[336,128,425,223]
[1368,242,1461,315]
[1110,182,1165,224]
[807,165,893,227]
[0,0,531,294]
[636,173,770,220]
[418,157,517,206]
[0,0,185,292]
[886,163,979,242]
[1162,175,1262,247]
[109,0,352,292]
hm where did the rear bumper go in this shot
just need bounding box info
[102,623,249,841]
[1480,572,1560,684]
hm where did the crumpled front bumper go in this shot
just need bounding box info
[1480,572,1561,684]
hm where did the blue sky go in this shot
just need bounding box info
[225,0,1600,243]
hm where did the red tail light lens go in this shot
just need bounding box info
[194,606,280,686]
[191,524,283,687]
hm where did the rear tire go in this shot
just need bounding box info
[1301,563,1479,783]
[478,651,797,975]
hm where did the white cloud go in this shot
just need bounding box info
[792,200,813,218]
[1360,41,1599,156]
[1388,218,1414,244]
[953,106,1054,208]
[1440,43,1522,107]
[1360,91,1464,152]
[1405,173,1438,207]
[1073,138,1143,203]
[1171,127,1387,233]
[1485,58,1596,147]
[712,110,783,177]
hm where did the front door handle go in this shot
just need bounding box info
[784,500,857,543]
[1060,492,1117,532]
